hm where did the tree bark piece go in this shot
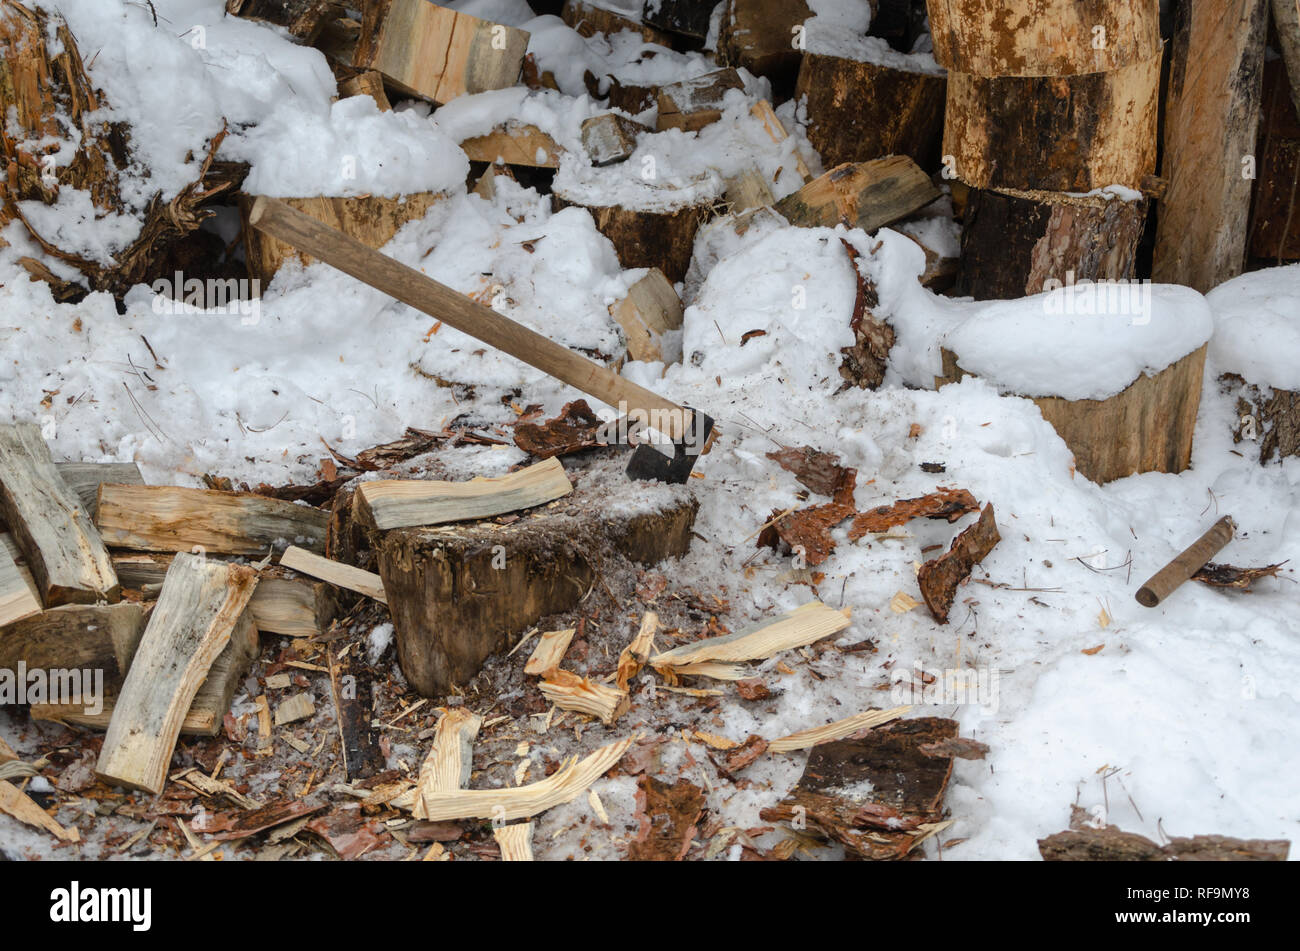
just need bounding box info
[1135,516,1236,608]
[280,544,386,603]
[797,53,946,170]
[1040,825,1288,861]
[775,157,940,232]
[651,601,850,669]
[627,775,705,860]
[954,187,1148,300]
[582,113,649,167]
[848,488,979,540]
[939,344,1208,484]
[1247,57,1300,262]
[95,554,259,793]
[1153,0,1269,291]
[379,494,698,696]
[354,457,574,531]
[0,424,119,607]
[610,267,684,364]
[96,484,329,556]
[943,50,1161,193]
[330,639,384,782]
[524,628,577,676]
[354,0,529,104]
[926,0,1161,77]
[459,124,562,167]
[239,192,444,285]
[1229,374,1300,464]
[412,735,633,822]
[656,68,745,133]
[917,504,999,624]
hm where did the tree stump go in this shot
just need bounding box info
[937,345,1208,484]
[376,474,699,696]
[942,49,1161,193]
[239,192,445,285]
[954,187,1148,300]
[1227,375,1300,464]
[926,0,1162,77]
[797,52,946,170]
[553,188,718,283]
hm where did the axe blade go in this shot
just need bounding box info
[626,409,715,484]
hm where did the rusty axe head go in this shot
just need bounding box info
[626,408,715,484]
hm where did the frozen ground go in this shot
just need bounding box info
[0,0,1296,860]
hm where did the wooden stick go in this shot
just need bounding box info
[280,545,386,603]
[248,196,695,441]
[1136,516,1237,607]
[96,553,259,793]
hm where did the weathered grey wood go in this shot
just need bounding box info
[0,601,148,678]
[30,604,257,736]
[113,552,336,637]
[353,457,574,531]
[95,553,259,793]
[280,545,386,603]
[96,484,329,555]
[581,113,648,167]
[0,531,41,627]
[0,424,119,606]
[53,462,144,517]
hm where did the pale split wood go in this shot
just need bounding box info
[774,157,940,232]
[767,705,912,754]
[95,554,259,793]
[53,461,143,516]
[414,735,634,822]
[412,707,483,820]
[353,456,574,530]
[280,544,386,603]
[650,601,850,669]
[459,124,561,167]
[750,99,812,181]
[664,661,745,681]
[0,423,119,606]
[493,821,535,861]
[273,692,315,726]
[616,611,657,690]
[538,669,631,725]
[95,483,329,555]
[524,628,576,676]
[0,530,41,626]
[0,779,79,842]
[609,268,684,364]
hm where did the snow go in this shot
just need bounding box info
[1205,264,1300,391]
[942,284,1214,401]
[2,0,1299,864]
[802,0,944,73]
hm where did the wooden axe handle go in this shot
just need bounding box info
[249,196,692,441]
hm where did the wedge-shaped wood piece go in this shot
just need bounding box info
[494,821,535,861]
[0,532,41,627]
[651,601,850,669]
[656,68,745,132]
[539,669,630,725]
[354,0,529,104]
[354,457,573,531]
[339,69,391,110]
[724,168,776,213]
[30,606,258,737]
[0,780,79,842]
[524,628,576,676]
[775,157,940,232]
[610,268,684,364]
[460,123,561,167]
[414,735,634,822]
[280,545,386,603]
[616,611,657,690]
[768,705,911,754]
[96,554,259,793]
[53,461,144,517]
[0,424,119,606]
[96,484,329,556]
[411,707,482,819]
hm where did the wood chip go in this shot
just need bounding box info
[493,821,535,861]
[768,705,911,754]
[523,628,576,676]
[651,602,849,669]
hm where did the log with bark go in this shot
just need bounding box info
[775,157,941,232]
[942,50,1161,193]
[926,0,1162,77]
[718,0,813,94]
[1248,58,1300,263]
[561,0,673,43]
[226,0,341,42]
[954,187,1148,300]
[655,68,745,133]
[378,490,698,696]
[553,189,717,283]
[95,554,259,792]
[937,344,1208,484]
[1153,0,1269,291]
[797,53,946,170]
[0,424,119,606]
[353,0,530,104]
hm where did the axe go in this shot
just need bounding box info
[249,197,712,483]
